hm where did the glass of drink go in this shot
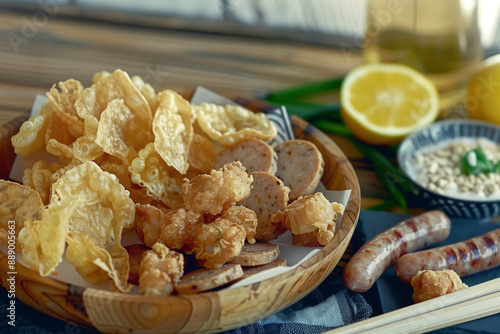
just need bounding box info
[362,0,483,113]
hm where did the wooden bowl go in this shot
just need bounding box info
[0,115,361,333]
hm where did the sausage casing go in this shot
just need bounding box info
[343,210,451,292]
[396,228,500,284]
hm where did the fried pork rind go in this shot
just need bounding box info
[11,102,52,156]
[193,217,246,269]
[75,69,153,129]
[100,160,152,205]
[153,90,195,174]
[22,160,63,205]
[272,192,345,247]
[46,78,85,138]
[129,143,184,209]
[65,232,131,292]
[96,98,153,164]
[45,138,77,166]
[188,129,217,174]
[131,75,159,114]
[18,197,79,276]
[139,243,184,296]
[93,71,110,84]
[0,180,44,247]
[182,161,253,215]
[49,161,134,291]
[195,103,277,146]
[411,269,468,303]
[72,134,105,162]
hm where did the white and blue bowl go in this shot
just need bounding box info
[397,119,500,220]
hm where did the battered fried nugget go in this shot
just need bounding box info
[135,203,166,248]
[158,208,202,253]
[411,269,468,303]
[135,204,202,252]
[271,192,344,247]
[181,161,253,215]
[192,217,246,269]
[139,243,184,296]
[220,205,258,244]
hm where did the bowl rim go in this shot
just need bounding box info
[397,118,500,205]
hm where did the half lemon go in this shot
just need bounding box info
[340,63,439,146]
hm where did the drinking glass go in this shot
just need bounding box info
[363,0,483,113]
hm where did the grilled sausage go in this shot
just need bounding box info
[343,210,451,292]
[396,228,500,284]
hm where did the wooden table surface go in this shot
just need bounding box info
[0,9,400,210]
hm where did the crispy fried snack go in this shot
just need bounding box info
[18,197,80,276]
[272,192,345,247]
[0,180,44,248]
[46,78,85,138]
[21,160,62,205]
[139,243,184,296]
[195,103,277,145]
[131,75,159,113]
[182,161,253,215]
[219,205,258,244]
[51,162,133,291]
[153,90,194,174]
[411,269,468,303]
[96,98,153,164]
[188,125,217,174]
[135,204,202,252]
[75,69,153,128]
[192,217,246,269]
[11,102,52,156]
[129,143,184,209]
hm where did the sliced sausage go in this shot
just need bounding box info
[228,242,280,266]
[213,138,277,174]
[274,139,324,201]
[175,263,243,294]
[241,171,290,241]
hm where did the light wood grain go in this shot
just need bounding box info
[0,252,94,329]
[0,115,360,333]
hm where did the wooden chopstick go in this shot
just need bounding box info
[324,277,500,334]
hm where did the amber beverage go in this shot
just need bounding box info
[363,0,483,113]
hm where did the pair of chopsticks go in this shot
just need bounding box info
[323,277,500,334]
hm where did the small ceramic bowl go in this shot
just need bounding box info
[397,119,500,220]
